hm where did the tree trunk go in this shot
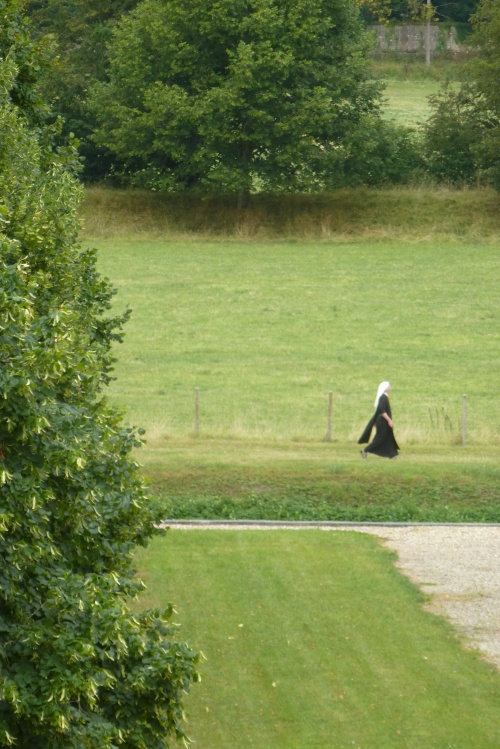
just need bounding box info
[237,142,252,209]
[237,186,250,209]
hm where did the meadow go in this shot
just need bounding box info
[382,78,441,125]
[82,185,500,521]
[93,235,500,445]
[375,58,462,126]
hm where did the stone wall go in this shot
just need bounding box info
[369,24,462,55]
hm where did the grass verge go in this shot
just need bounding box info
[143,441,500,522]
[134,530,500,748]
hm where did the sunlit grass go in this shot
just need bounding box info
[370,56,462,127]
[381,78,442,126]
[134,530,500,749]
[370,59,459,127]
[82,187,500,519]
[94,237,500,446]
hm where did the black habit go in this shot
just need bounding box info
[358,393,399,458]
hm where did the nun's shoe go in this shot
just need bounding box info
[360,450,367,459]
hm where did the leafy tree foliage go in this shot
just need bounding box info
[424,82,490,183]
[359,0,464,23]
[90,0,383,203]
[327,117,425,186]
[27,0,141,182]
[437,0,478,23]
[360,0,478,23]
[465,0,500,186]
[0,3,199,746]
[424,0,500,186]
[357,0,392,24]
[1,0,54,123]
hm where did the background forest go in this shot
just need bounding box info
[24,0,500,196]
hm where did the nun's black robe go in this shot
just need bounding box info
[358,393,399,458]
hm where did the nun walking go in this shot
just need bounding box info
[358,381,400,459]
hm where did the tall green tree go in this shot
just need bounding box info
[0,2,199,746]
[424,0,500,186]
[360,0,477,22]
[465,0,500,185]
[90,0,382,205]
[27,0,140,182]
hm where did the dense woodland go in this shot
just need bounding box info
[18,0,500,195]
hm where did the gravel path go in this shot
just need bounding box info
[165,521,500,669]
[360,525,500,669]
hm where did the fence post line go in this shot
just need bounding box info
[325,391,333,442]
[461,394,467,446]
[194,387,200,436]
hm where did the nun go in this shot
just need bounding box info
[358,381,400,459]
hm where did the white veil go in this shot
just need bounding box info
[374,381,390,408]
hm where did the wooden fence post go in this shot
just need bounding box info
[325,391,333,442]
[462,394,467,445]
[194,387,200,435]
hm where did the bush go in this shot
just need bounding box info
[423,83,490,184]
[325,115,426,187]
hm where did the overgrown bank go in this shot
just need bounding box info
[81,186,500,241]
[145,454,500,523]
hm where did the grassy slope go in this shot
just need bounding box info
[144,442,500,522]
[82,186,500,241]
[135,530,500,749]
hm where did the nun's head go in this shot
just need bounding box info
[374,381,391,407]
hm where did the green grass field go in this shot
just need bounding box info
[134,530,500,748]
[374,58,461,126]
[381,79,442,126]
[95,237,500,446]
[82,186,500,521]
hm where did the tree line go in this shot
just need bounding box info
[20,0,500,197]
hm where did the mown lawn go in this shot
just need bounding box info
[134,530,500,748]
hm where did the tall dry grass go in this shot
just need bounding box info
[80,186,500,243]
